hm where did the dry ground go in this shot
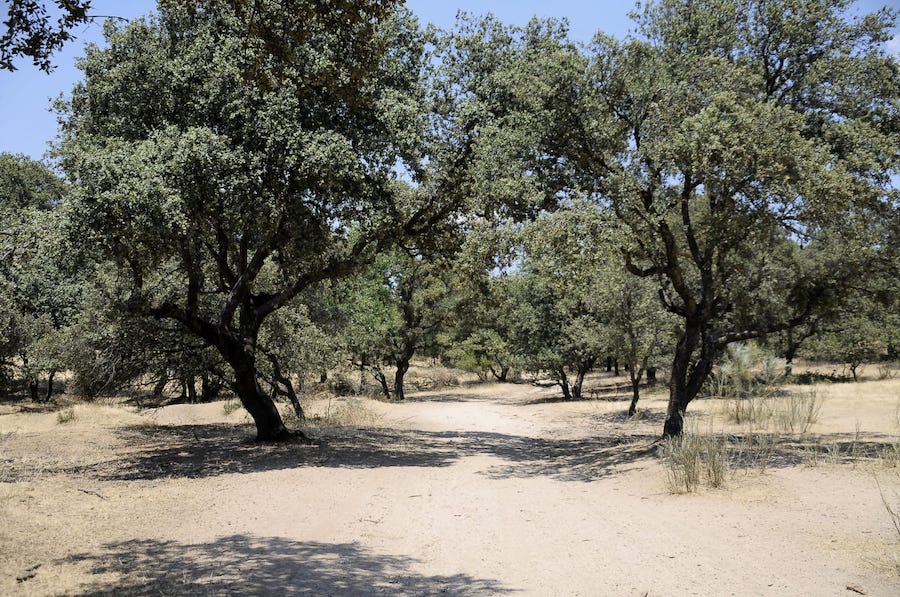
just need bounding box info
[1,367,900,596]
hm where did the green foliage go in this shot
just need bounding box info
[803,300,899,380]
[515,0,900,432]
[0,0,90,72]
[341,249,454,399]
[54,0,442,437]
[0,153,78,396]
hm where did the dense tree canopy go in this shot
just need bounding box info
[55,0,444,439]
[466,0,900,435]
[0,0,895,443]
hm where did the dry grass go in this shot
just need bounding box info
[56,407,77,424]
[292,396,381,429]
[659,422,730,493]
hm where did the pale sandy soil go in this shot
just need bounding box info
[1,372,900,596]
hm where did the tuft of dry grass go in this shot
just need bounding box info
[296,396,380,429]
[659,431,729,493]
[56,407,76,424]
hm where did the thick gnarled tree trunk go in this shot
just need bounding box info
[663,324,716,437]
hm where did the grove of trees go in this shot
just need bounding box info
[2,0,898,440]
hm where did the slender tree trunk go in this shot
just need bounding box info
[186,376,198,403]
[359,357,367,394]
[572,363,591,400]
[613,358,620,376]
[627,367,644,417]
[153,374,168,398]
[394,358,409,401]
[269,355,304,420]
[373,367,391,400]
[29,378,38,402]
[45,370,55,402]
[557,368,572,401]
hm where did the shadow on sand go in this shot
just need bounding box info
[91,424,661,484]
[65,535,511,596]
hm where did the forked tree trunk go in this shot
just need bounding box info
[664,324,716,437]
[490,364,509,382]
[572,371,585,400]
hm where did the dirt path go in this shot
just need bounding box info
[2,380,899,595]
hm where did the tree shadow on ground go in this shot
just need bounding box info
[728,430,900,470]
[401,392,500,404]
[592,409,668,425]
[88,424,659,483]
[65,535,511,596]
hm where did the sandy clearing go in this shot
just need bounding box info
[1,378,899,596]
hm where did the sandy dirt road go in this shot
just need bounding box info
[2,379,899,596]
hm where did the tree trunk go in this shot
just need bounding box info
[223,334,291,441]
[490,364,509,382]
[200,374,222,402]
[232,367,291,441]
[45,370,55,402]
[186,376,198,403]
[359,357,367,394]
[613,358,620,376]
[664,325,716,437]
[627,367,644,417]
[784,328,797,376]
[394,358,409,401]
[572,362,592,401]
[29,378,38,402]
[372,367,391,400]
[557,368,572,401]
[153,375,168,398]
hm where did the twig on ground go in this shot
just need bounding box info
[77,487,107,500]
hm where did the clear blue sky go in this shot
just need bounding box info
[0,0,897,161]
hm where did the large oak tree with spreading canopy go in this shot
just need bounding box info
[458,0,899,436]
[55,0,448,440]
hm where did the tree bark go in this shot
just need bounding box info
[186,376,198,403]
[394,358,409,401]
[572,359,594,401]
[627,367,644,417]
[490,364,509,382]
[45,370,55,402]
[222,334,291,441]
[557,368,572,401]
[663,324,716,437]
[372,367,391,400]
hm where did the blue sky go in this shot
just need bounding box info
[0,0,897,161]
